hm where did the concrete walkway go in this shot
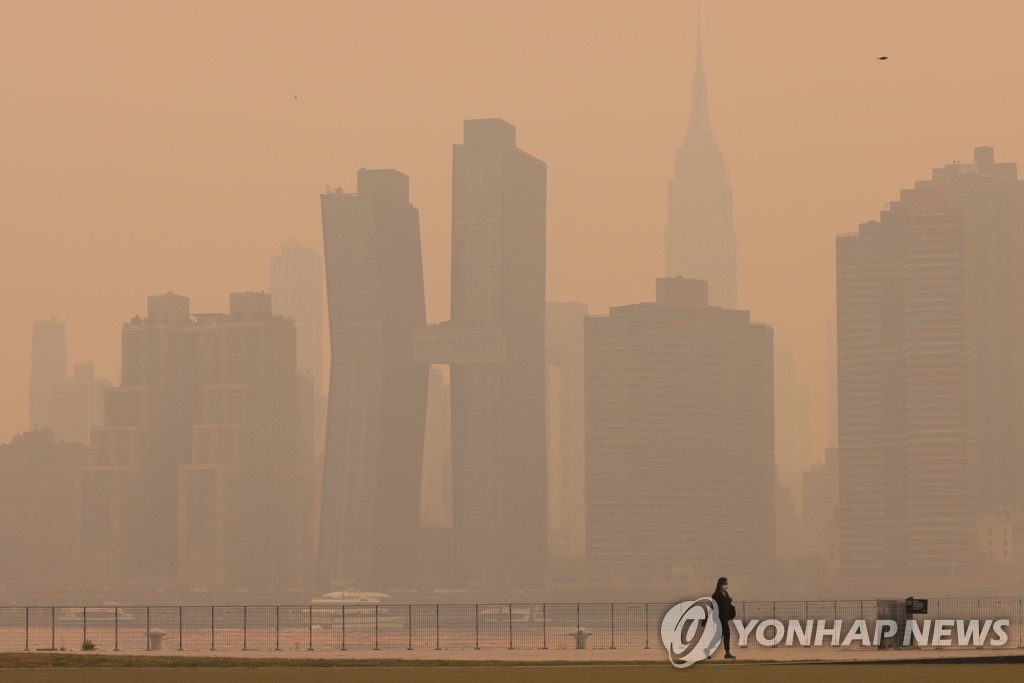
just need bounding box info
[60,645,1022,664]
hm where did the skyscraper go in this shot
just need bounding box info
[448,119,548,589]
[545,301,588,560]
[51,362,110,446]
[29,318,66,430]
[836,147,1024,582]
[270,242,325,397]
[178,292,302,589]
[86,292,304,590]
[665,9,736,308]
[319,169,428,590]
[585,278,774,587]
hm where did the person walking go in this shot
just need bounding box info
[712,577,736,659]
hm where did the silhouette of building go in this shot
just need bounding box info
[85,292,304,591]
[836,147,1024,582]
[29,318,66,430]
[270,242,325,396]
[545,302,588,560]
[447,119,548,589]
[802,447,839,577]
[419,367,452,529]
[177,292,303,590]
[51,362,109,446]
[0,430,84,590]
[585,278,774,587]
[775,345,813,490]
[86,293,192,587]
[665,9,736,308]
[270,242,327,468]
[319,169,428,590]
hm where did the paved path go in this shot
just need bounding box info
[54,645,1021,664]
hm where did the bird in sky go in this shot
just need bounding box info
[877,56,888,60]
[294,95,299,100]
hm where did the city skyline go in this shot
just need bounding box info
[8,1,1024,465]
[2,1,1024,603]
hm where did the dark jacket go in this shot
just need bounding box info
[713,590,736,621]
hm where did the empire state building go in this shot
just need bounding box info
[665,11,736,309]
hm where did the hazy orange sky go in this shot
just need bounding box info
[3,0,1022,484]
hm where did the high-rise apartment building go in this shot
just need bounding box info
[86,292,304,590]
[319,168,428,590]
[585,278,774,585]
[51,362,109,446]
[836,147,1024,581]
[665,11,736,308]
[29,318,66,430]
[177,292,302,589]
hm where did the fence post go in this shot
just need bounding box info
[275,606,280,651]
[341,606,346,651]
[610,603,615,649]
[434,605,439,651]
[243,606,247,651]
[308,606,313,651]
[509,604,513,650]
[577,603,580,634]
[408,604,413,651]
[374,605,380,651]
[772,602,778,648]
[542,604,547,650]
[178,606,183,651]
[146,607,151,651]
[24,606,29,651]
[475,604,479,650]
[50,607,55,651]
[210,606,215,651]
[114,607,119,651]
[83,606,87,649]
[644,603,650,649]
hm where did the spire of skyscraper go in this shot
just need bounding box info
[665,3,737,308]
[690,1,709,132]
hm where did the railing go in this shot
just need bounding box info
[0,599,1021,652]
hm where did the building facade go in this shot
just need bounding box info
[319,168,428,590]
[51,362,109,446]
[584,278,774,587]
[448,119,548,590]
[545,302,588,561]
[29,318,66,430]
[836,147,1024,582]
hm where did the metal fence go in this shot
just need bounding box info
[0,599,1021,652]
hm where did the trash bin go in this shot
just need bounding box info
[148,628,167,651]
[572,628,591,649]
